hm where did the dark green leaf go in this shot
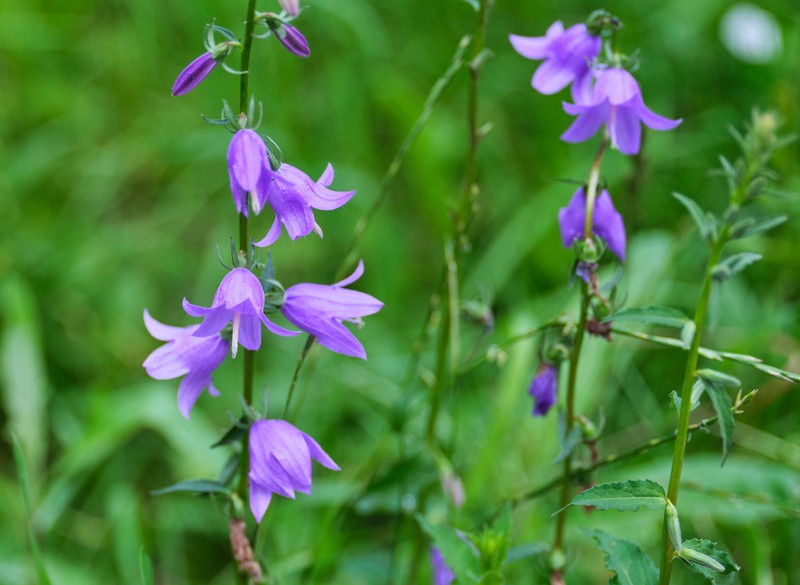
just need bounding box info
[604,306,690,329]
[416,515,480,582]
[211,415,249,448]
[678,538,739,584]
[567,480,666,512]
[554,412,582,463]
[730,215,787,239]
[698,379,735,464]
[711,252,762,282]
[672,192,713,240]
[582,529,658,585]
[149,479,231,497]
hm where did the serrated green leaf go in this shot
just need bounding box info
[699,379,735,464]
[678,538,739,584]
[696,369,741,388]
[567,480,666,512]
[582,529,658,585]
[711,252,762,282]
[672,192,713,239]
[149,479,231,496]
[416,515,480,582]
[730,215,787,239]
[605,306,690,329]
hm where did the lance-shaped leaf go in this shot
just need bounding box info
[604,306,690,329]
[711,252,762,282]
[150,479,231,497]
[677,539,739,584]
[697,378,735,464]
[416,515,480,583]
[696,369,741,388]
[582,529,658,585]
[730,215,787,239]
[672,192,714,240]
[564,479,666,513]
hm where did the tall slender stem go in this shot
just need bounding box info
[283,335,316,419]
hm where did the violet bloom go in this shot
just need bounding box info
[172,52,218,96]
[228,129,273,216]
[142,310,228,418]
[278,0,300,16]
[254,163,354,247]
[558,187,626,261]
[183,267,298,358]
[509,21,601,102]
[430,548,456,585]
[561,67,682,155]
[281,260,382,359]
[249,419,339,522]
[275,22,310,58]
[530,363,558,416]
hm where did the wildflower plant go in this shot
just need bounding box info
[143,1,381,579]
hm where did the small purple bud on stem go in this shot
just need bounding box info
[278,0,300,16]
[171,52,218,96]
[275,22,310,58]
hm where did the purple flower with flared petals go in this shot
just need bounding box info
[275,22,310,58]
[142,310,229,418]
[278,0,300,16]
[228,129,274,216]
[430,548,456,585]
[561,67,682,155]
[558,187,626,261]
[530,363,558,416]
[281,260,383,359]
[510,22,601,103]
[254,163,354,247]
[249,419,339,522]
[183,267,298,358]
[172,52,219,96]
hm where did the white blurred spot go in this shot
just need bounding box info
[720,3,783,64]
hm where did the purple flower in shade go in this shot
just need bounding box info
[142,310,229,418]
[228,129,274,216]
[248,419,339,522]
[172,52,219,96]
[182,267,298,358]
[278,0,300,16]
[530,363,558,416]
[558,187,626,261]
[561,67,682,155]
[430,548,456,585]
[280,260,383,360]
[254,163,355,247]
[509,22,601,103]
[274,22,310,58]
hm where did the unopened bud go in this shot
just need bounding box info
[677,547,725,573]
[665,500,682,552]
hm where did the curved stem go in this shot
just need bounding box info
[283,335,316,419]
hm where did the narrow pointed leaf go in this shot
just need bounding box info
[696,369,741,388]
[582,529,658,585]
[567,480,666,512]
[731,215,787,239]
[711,252,762,282]
[150,479,231,496]
[673,192,713,239]
[699,379,735,464]
[604,306,690,329]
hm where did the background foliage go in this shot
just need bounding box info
[1,0,799,583]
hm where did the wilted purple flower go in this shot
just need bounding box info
[281,261,383,359]
[561,67,682,155]
[278,0,300,16]
[558,187,626,261]
[254,163,355,247]
[228,129,274,216]
[142,310,228,418]
[172,52,218,96]
[275,22,310,58]
[509,21,601,103]
[183,267,298,358]
[249,419,339,522]
[430,548,456,585]
[530,363,558,416]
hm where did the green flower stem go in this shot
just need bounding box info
[656,224,729,585]
[283,334,316,419]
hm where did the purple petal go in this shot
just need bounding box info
[431,548,456,585]
[267,176,316,240]
[192,307,233,337]
[532,58,576,94]
[508,24,561,60]
[312,318,367,360]
[557,188,586,249]
[237,314,263,351]
[570,68,595,105]
[249,479,273,523]
[228,130,267,192]
[593,190,627,261]
[230,173,248,216]
[594,68,640,105]
[639,103,682,131]
[254,217,283,248]
[610,105,642,155]
[302,433,340,471]
[171,52,217,96]
[260,312,301,336]
[335,260,365,288]
[214,268,265,311]
[143,309,184,341]
[317,163,335,187]
[143,343,191,380]
[529,364,558,416]
[561,102,608,144]
[251,163,274,215]
[182,298,211,318]
[277,164,354,211]
[177,371,213,419]
[278,0,300,16]
[276,23,310,58]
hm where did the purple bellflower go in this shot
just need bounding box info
[561,67,682,155]
[274,22,310,58]
[558,187,626,261]
[281,260,383,360]
[172,52,218,96]
[249,419,339,522]
[530,363,559,416]
[254,163,355,247]
[228,129,274,216]
[430,548,456,585]
[278,0,300,16]
[183,267,298,358]
[509,21,601,103]
[142,310,228,418]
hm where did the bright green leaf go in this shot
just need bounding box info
[678,539,739,584]
[582,529,658,585]
[567,480,666,512]
[605,306,690,329]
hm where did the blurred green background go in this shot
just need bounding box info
[1,0,799,583]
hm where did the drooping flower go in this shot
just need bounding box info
[509,21,601,103]
[529,363,559,416]
[274,22,310,58]
[183,267,298,358]
[172,52,219,96]
[278,0,300,16]
[142,310,228,418]
[430,548,456,585]
[558,187,626,261]
[561,67,682,155]
[248,419,339,522]
[280,260,383,359]
[228,129,274,216]
[254,163,355,247]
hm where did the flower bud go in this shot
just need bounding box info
[665,500,682,552]
[172,52,218,96]
[273,21,310,58]
[677,547,726,573]
[278,0,300,16]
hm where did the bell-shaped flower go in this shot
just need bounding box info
[561,67,682,155]
[278,0,300,16]
[172,52,218,96]
[183,267,298,358]
[142,310,229,418]
[274,22,310,58]
[254,163,354,248]
[430,548,456,585]
[509,21,601,103]
[529,363,559,416]
[228,129,274,216]
[280,260,383,359]
[558,187,626,261]
[248,419,339,522]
